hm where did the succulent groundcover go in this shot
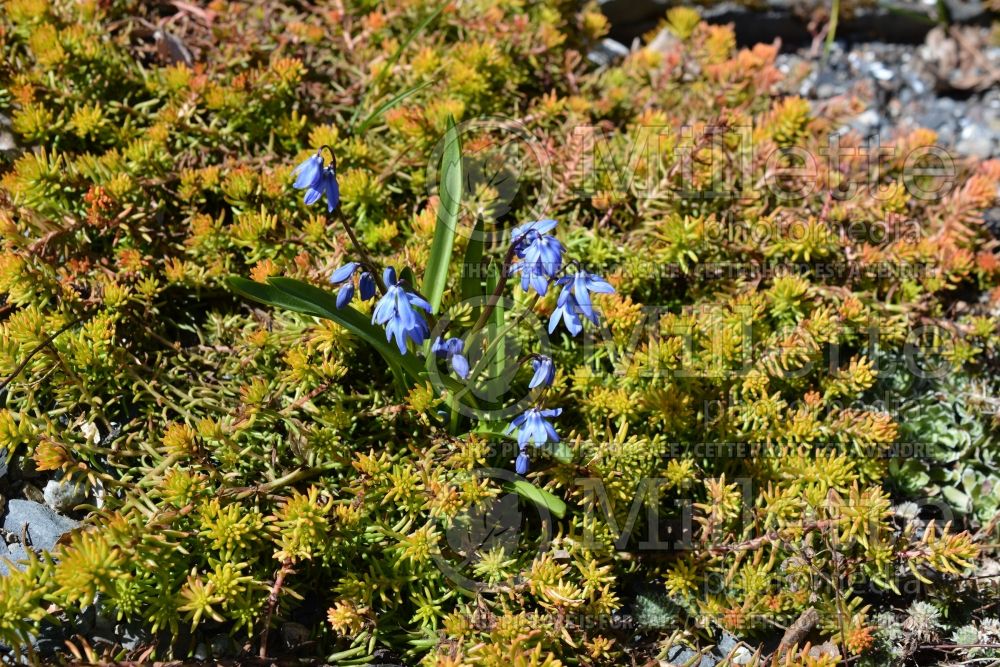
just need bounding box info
[0,1,999,665]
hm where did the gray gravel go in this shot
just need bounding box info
[3,499,79,552]
[778,30,1000,159]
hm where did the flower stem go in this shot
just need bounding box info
[332,208,386,294]
[471,239,522,333]
[452,293,539,407]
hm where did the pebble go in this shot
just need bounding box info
[665,646,716,666]
[281,621,310,649]
[210,633,236,657]
[587,38,630,67]
[0,114,15,155]
[956,122,996,160]
[42,477,89,514]
[0,542,28,576]
[2,499,79,552]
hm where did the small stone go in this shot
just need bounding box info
[808,641,841,659]
[22,483,44,504]
[984,206,1000,240]
[3,499,79,551]
[716,631,739,655]
[665,645,716,667]
[587,38,630,67]
[869,62,895,83]
[0,114,14,154]
[80,422,101,445]
[731,646,754,664]
[281,621,310,649]
[647,26,681,54]
[43,477,88,513]
[956,122,994,159]
[193,642,209,661]
[113,621,151,652]
[210,633,236,658]
[0,542,28,576]
[848,109,882,138]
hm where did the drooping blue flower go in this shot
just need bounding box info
[548,285,584,336]
[372,267,432,355]
[322,167,340,212]
[451,354,469,379]
[509,219,563,296]
[432,336,469,379]
[336,282,355,309]
[510,219,558,254]
[293,152,340,212]
[529,355,555,389]
[330,262,359,284]
[515,451,530,475]
[293,152,324,190]
[548,270,615,336]
[565,270,615,324]
[303,176,325,206]
[506,407,562,447]
[358,271,376,301]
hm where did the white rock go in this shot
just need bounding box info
[42,478,88,513]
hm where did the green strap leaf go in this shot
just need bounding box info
[228,276,422,383]
[460,216,486,305]
[266,277,424,380]
[483,261,505,403]
[229,274,477,403]
[227,276,328,319]
[505,480,567,519]
[265,278,475,402]
[422,115,462,313]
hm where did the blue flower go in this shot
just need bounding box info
[515,452,530,475]
[330,262,359,284]
[358,271,376,301]
[507,406,562,475]
[548,286,584,336]
[566,271,614,323]
[548,271,615,336]
[322,167,340,212]
[529,355,555,389]
[331,263,377,308]
[506,407,562,447]
[293,152,324,190]
[336,282,355,309]
[510,219,558,254]
[509,219,563,296]
[372,267,432,355]
[432,336,469,379]
[293,152,340,212]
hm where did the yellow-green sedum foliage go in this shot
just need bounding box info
[0,0,998,664]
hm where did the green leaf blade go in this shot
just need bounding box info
[505,480,567,519]
[422,115,462,314]
[460,216,486,305]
